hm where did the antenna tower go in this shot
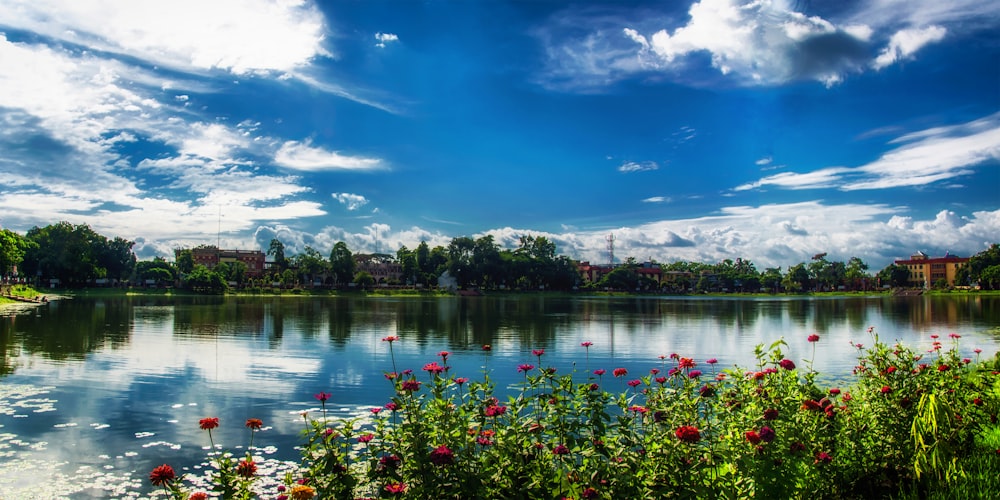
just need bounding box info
[606,233,615,267]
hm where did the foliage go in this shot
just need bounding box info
[21,222,135,285]
[956,244,1000,290]
[329,241,355,286]
[0,228,36,276]
[184,265,228,294]
[152,331,1000,499]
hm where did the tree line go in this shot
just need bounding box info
[2,222,999,293]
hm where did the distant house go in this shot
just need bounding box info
[354,253,402,284]
[178,246,266,277]
[894,251,968,288]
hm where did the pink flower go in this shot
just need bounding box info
[593,369,606,376]
[581,341,593,347]
[438,350,450,360]
[628,405,648,414]
[400,380,421,392]
[453,377,468,385]
[358,433,374,443]
[779,359,796,370]
[382,335,399,343]
[949,333,961,339]
[552,444,570,455]
[385,402,398,411]
[814,451,833,464]
[763,408,779,420]
[385,482,407,494]
[423,362,445,375]
[807,334,820,342]
[532,349,545,357]
[314,392,331,403]
[759,426,776,443]
[655,376,667,384]
[627,379,642,388]
[706,358,718,365]
[689,370,702,378]
[613,368,628,377]
[678,357,696,369]
[518,364,535,373]
[370,407,381,415]
[484,405,507,417]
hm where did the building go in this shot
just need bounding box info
[179,246,266,277]
[354,253,402,284]
[894,251,968,288]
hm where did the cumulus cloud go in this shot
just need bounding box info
[333,193,370,211]
[0,0,329,75]
[275,141,384,171]
[536,0,979,89]
[375,32,399,48]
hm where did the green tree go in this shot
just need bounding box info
[396,245,418,285]
[21,222,133,286]
[329,242,355,286]
[447,236,476,288]
[878,263,911,288]
[0,228,34,277]
[977,264,1000,290]
[761,267,783,293]
[845,257,870,291]
[782,263,810,292]
[175,249,194,274]
[136,257,176,283]
[184,264,227,293]
[355,270,374,289]
[955,244,1000,288]
[295,246,328,285]
[267,238,287,271]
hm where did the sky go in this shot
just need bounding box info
[0,0,997,271]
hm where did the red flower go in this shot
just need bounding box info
[807,334,820,342]
[358,433,374,443]
[829,388,841,396]
[627,379,642,388]
[675,425,701,443]
[582,487,599,499]
[385,402,398,411]
[237,459,256,478]
[628,405,648,414]
[699,384,716,397]
[613,368,628,377]
[553,444,570,455]
[655,376,667,384]
[518,363,535,373]
[779,359,796,370]
[759,426,776,443]
[484,405,507,417]
[593,369,606,376]
[482,344,492,351]
[385,482,407,494]
[763,408,779,420]
[382,335,399,343]
[189,493,208,500]
[453,377,468,385]
[881,385,892,394]
[429,444,455,466]
[199,417,219,430]
[400,380,421,392]
[678,357,696,369]
[423,361,445,374]
[581,341,593,347]
[314,392,331,403]
[149,464,175,486]
[438,350,450,360]
[938,364,950,372]
[814,451,833,464]
[245,418,263,430]
[706,358,718,364]
[689,370,703,378]
[745,430,761,445]
[886,366,897,374]
[801,400,822,411]
[532,349,545,357]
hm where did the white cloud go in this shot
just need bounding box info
[618,160,659,173]
[755,156,772,166]
[873,25,947,69]
[0,0,330,75]
[538,0,986,89]
[275,141,384,171]
[736,112,1000,192]
[642,196,669,203]
[375,32,399,48]
[333,193,370,211]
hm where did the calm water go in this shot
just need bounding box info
[1,294,998,498]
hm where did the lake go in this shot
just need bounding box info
[1,294,998,498]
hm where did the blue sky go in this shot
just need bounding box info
[0,0,997,270]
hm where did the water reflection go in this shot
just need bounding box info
[1,294,999,498]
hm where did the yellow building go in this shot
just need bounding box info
[894,251,968,288]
